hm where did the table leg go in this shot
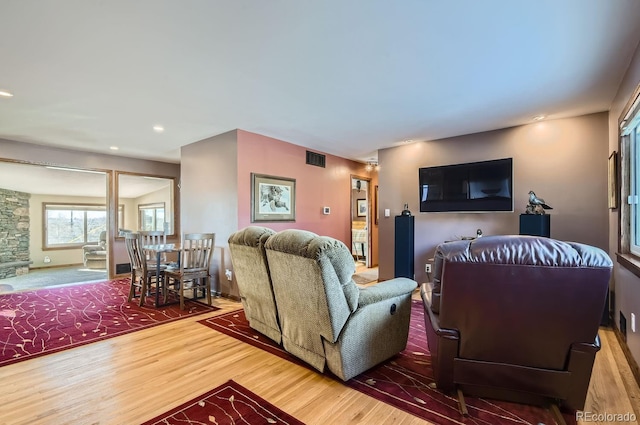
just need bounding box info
[155,251,162,307]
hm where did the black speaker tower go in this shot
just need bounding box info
[394,215,415,279]
[519,214,550,238]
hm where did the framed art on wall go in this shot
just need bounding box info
[251,173,296,222]
[357,199,367,217]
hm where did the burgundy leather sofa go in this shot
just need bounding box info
[421,235,612,411]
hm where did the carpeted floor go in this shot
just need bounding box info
[0,278,218,367]
[198,301,575,425]
[0,266,107,293]
[141,380,305,425]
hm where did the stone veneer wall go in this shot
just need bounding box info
[0,188,30,279]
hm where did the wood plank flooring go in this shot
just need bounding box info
[0,292,638,425]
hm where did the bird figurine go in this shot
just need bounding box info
[526,191,553,215]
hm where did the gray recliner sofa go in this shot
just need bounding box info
[264,229,417,381]
[82,230,107,269]
[228,226,281,344]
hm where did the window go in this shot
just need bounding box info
[44,204,107,248]
[138,202,165,231]
[620,86,640,256]
[630,123,640,255]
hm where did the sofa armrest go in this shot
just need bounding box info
[422,285,459,341]
[357,277,417,308]
[564,335,601,410]
[420,282,434,308]
[420,283,459,391]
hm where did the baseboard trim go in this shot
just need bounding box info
[30,263,84,270]
[220,292,240,302]
[612,323,640,390]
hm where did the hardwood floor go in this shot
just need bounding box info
[1,292,639,425]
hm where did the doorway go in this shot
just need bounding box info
[351,176,372,268]
[0,160,109,293]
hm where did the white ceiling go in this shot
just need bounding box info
[0,161,170,198]
[1,1,640,166]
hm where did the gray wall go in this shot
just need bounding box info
[378,112,609,283]
[609,39,640,368]
[180,130,239,297]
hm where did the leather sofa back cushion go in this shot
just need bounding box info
[432,235,611,370]
[428,235,612,315]
[437,235,612,267]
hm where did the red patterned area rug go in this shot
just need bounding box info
[142,379,304,425]
[0,279,218,367]
[198,301,575,425]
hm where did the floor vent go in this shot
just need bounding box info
[116,263,131,274]
[306,150,326,168]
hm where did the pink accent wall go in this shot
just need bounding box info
[237,130,370,245]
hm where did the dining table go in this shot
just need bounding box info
[143,243,181,307]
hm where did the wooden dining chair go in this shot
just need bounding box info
[125,232,163,306]
[140,230,168,263]
[163,233,215,310]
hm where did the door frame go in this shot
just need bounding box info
[350,175,372,267]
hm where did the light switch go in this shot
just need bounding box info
[384,208,390,217]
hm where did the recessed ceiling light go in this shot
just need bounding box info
[110,146,119,151]
[533,115,546,121]
[153,125,164,133]
[0,90,14,97]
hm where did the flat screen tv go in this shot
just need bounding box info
[419,158,513,212]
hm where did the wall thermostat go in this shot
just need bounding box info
[323,206,330,215]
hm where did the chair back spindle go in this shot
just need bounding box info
[164,232,215,310]
[125,232,146,273]
[125,232,157,306]
[180,233,215,272]
[140,230,167,261]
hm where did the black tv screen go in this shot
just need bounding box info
[419,158,513,212]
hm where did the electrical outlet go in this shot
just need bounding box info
[632,313,637,333]
[425,263,432,273]
[225,269,233,281]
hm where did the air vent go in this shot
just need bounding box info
[116,263,131,274]
[306,150,326,168]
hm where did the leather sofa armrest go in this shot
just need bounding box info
[421,282,434,308]
[357,278,417,308]
[420,283,458,340]
[564,335,601,410]
[421,283,459,391]
[570,336,601,354]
